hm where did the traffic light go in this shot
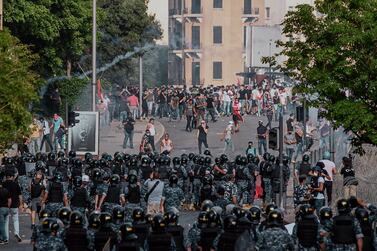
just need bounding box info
[68,108,80,127]
[269,128,278,150]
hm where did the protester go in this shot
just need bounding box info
[160,133,173,154]
[122,112,135,149]
[197,120,209,154]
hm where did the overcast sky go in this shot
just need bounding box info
[148,0,168,45]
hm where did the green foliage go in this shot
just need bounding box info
[4,0,93,77]
[59,78,90,111]
[273,0,377,148]
[97,0,162,86]
[0,29,40,150]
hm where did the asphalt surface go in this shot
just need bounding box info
[7,113,285,251]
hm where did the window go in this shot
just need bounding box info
[192,26,200,49]
[214,0,222,8]
[244,0,252,14]
[213,62,222,79]
[192,0,201,14]
[192,62,200,86]
[266,7,270,18]
[213,26,222,44]
[254,7,259,15]
[243,26,247,49]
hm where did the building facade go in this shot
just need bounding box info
[168,0,265,87]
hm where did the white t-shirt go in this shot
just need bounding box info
[223,93,231,102]
[314,177,325,199]
[42,120,50,135]
[320,159,336,181]
[225,125,233,139]
[149,124,156,136]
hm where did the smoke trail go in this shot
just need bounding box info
[46,43,155,84]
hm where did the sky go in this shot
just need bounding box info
[148,0,169,45]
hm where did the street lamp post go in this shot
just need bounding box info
[278,110,284,208]
[139,56,143,115]
[92,0,97,112]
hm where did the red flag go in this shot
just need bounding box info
[97,79,103,101]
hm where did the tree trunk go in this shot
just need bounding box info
[67,59,72,78]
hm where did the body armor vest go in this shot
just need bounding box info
[48,182,63,203]
[331,215,356,244]
[297,216,319,247]
[64,227,89,251]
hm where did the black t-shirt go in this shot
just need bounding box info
[286,118,294,132]
[0,187,10,208]
[239,89,248,100]
[123,117,135,133]
[206,97,214,109]
[257,125,267,139]
[2,180,21,208]
[198,125,209,139]
[159,93,166,103]
[341,167,355,178]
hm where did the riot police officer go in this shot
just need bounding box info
[70,175,90,218]
[94,212,118,251]
[235,156,252,207]
[101,174,125,212]
[117,223,143,251]
[44,172,68,214]
[62,211,92,250]
[329,199,363,251]
[165,210,185,251]
[259,153,273,204]
[132,208,150,248]
[198,210,221,251]
[355,207,375,251]
[162,174,185,212]
[146,214,176,251]
[125,173,142,221]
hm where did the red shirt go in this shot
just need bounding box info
[128,95,139,107]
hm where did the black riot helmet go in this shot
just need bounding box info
[85,152,93,162]
[54,171,63,182]
[298,204,315,217]
[58,157,69,167]
[113,206,125,221]
[57,150,65,158]
[35,152,43,161]
[39,208,52,219]
[337,198,351,214]
[282,155,290,165]
[163,155,171,166]
[355,207,369,223]
[132,208,145,222]
[88,212,101,229]
[207,209,221,227]
[214,157,221,165]
[91,168,102,181]
[223,215,237,231]
[203,157,211,166]
[169,174,179,186]
[128,173,138,184]
[264,203,278,217]
[198,157,205,165]
[35,161,48,174]
[123,153,131,163]
[48,152,57,161]
[58,207,72,225]
[253,156,260,165]
[247,153,254,163]
[267,210,283,227]
[240,156,248,166]
[220,154,228,163]
[164,211,179,226]
[41,218,59,233]
[110,174,120,185]
[151,214,166,232]
[263,152,270,161]
[172,157,181,166]
[73,176,82,187]
[235,155,242,165]
[319,207,333,222]
[202,175,213,186]
[120,223,138,240]
[203,150,212,156]
[198,211,209,229]
[201,200,214,212]
[129,157,138,167]
[181,156,188,165]
[68,150,76,158]
[302,154,310,163]
[100,212,113,226]
[70,211,84,226]
[188,153,195,160]
[141,157,151,166]
[248,206,262,224]
[268,155,276,163]
[232,206,247,219]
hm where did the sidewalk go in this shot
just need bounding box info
[99,119,165,155]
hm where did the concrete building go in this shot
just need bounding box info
[168,0,265,86]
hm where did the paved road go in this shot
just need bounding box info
[8,113,292,251]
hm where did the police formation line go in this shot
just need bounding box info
[1,150,376,250]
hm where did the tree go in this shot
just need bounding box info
[273,0,377,149]
[4,0,93,77]
[96,0,162,86]
[0,29,39,150]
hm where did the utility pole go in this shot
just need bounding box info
[278,111,284,208]
[181,2,185,86]
[92,0,97,111]
[0,0,3,31]
[139,56,143,115]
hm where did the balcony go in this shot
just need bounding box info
[183,7,203,23]
[241,7,259,23]
[184,42,202,59]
